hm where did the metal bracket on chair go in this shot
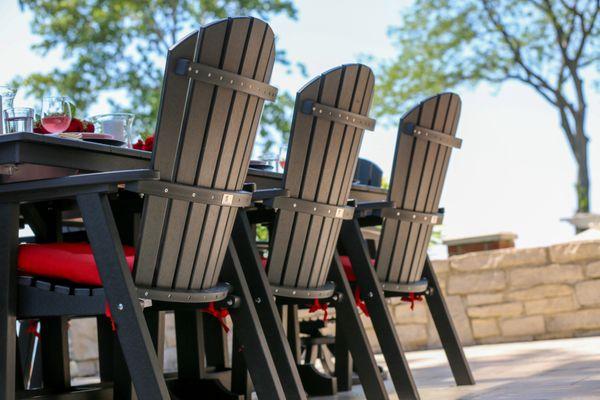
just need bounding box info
[381,279,429,296]
[126,180,252,208]
[301,100,376,131]
[271,196,354,220]
[401,122,462,149]
[381,207,444,225]
[175,58,278,101]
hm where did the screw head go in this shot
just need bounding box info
[227,299,234,306]
[117,303,124,311]
[368,292,374,298]
[255,297,262,303]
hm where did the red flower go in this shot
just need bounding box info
[67,118,84,132]
[33,120,49,134]
[82,120,95,133]
[132,139,145,150]
[143,135,154,151]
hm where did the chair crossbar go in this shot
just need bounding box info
[401,122,462,149]
[381,207,444,225]
[271,196,354,220]
[301,100,376,131]
[175,58,278,101]
[126,180,252,207]
[380,279,429,295]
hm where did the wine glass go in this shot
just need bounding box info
[41,97,72,134]
[277,144,288,173]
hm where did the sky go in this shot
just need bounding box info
[1,0,599,252]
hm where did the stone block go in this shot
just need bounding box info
[466,293,504,306]
[467,302,523,318]
[395,324,428,351]
[447,270,506,295]
[431,259,450,274]
[524,296,578,315]
[509,264,583,288]
[547,309,600,332]
[69,318,98,361]
[506,284,573,301]
[394,301,428,324]
[575,280,600,306]
[500,316,545,336]
[585,261,600,278]
[445,295,474,344]
[548,240,600,263]
[449,246,547,272]
[471,319,500,339]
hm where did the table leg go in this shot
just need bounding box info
[0,203,19,400]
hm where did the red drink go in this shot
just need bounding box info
[41,115,71,133]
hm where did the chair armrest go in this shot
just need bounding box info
[0,169,159,203]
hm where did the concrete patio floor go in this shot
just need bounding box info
[321,336,600,399]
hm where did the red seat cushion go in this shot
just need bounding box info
[340,255,375,282]
[18,243,135,286]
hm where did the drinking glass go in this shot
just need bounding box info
[3,108,35,133]
[259,152,278,171]
[0,86,16,134]
[277,144,288,173]
[91,113,135,147]
[41,97,72,134]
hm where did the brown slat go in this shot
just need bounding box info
[407,93,451,281]
[134,31,199,286]
[155,19,232,289]
[411,95,461,280]
[315,66,374,287]
[396,96,438,283]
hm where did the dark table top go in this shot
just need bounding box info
[0,132,386,201]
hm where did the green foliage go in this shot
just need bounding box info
[15,0,298,138]
[374,0,599,122]
[375,0,599,214]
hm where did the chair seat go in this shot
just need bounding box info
[18,242,135,287]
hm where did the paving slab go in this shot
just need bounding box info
[316,336,600,399]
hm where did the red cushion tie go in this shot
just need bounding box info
[26,320,41,340]
[308,298,329,322]
[105,302,117,332]
[354,286,370,317]
[200,302,230,333]
[401,292,423,311]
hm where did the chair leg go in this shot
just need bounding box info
[230,212,307,400]
[40,316,71,390]
[423,256,475,385]
[222,241,286,400]
[328,252,389,400]
[231,329,252,399]
[334,325,352,392]
[77,193,169,400]
[340,219,420,399]
[0,202,19,400]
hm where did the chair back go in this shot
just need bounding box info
[354,158,383,187]
[267,64,375,290]
[375,93,462,285]
[133,17,276,294]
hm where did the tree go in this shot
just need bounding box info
[14,0,299,141]
[375,0,599,214]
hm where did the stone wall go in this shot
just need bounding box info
[363,239,600,351]
[66,239,600,377]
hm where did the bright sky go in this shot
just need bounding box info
[1,0,599,251]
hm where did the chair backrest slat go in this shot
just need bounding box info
[375,93,461,284]
[267,64,375,289]
[133,17,275,291]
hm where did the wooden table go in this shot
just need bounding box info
[0,132,387,202]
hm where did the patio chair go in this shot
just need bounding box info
[0,17,288,400]
[229,64,392,399]
[336,92,475,398]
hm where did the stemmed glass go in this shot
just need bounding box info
[41,97,72,134]
[277,144,288,173]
